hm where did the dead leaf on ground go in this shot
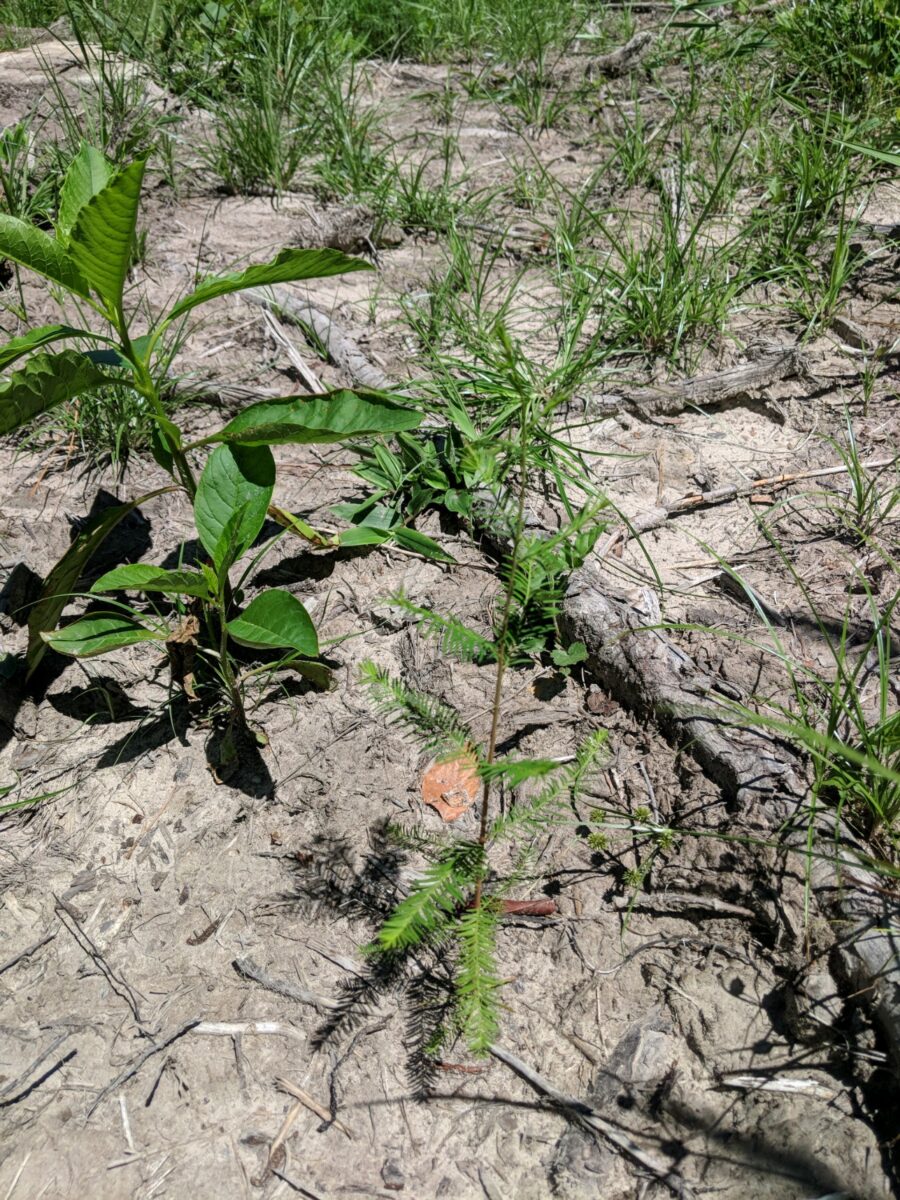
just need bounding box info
[422,753,479,821]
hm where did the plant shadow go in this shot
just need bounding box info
[283,821,458,1097]
[47,676,152,725]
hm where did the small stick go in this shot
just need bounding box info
[261,308,323,393]
[118,1096,135,1153]
[667,457,896,513]
[275,1076,353,1138]
[488,1043,695,1200]
[86,1019,200,1118]
[2,1153,30,1200]
[246,289,394,393]
[0,931,55,976]
[262,1099,304,1180]
[0,1033,71,1101]
[272,1167,325,1199]
[591,31,654,77]
[599,455,897,558]
[720,1075,837,1100]
[194,1021,304,1038]
[233,957,338,1014]
[54,897,144,1026]
[637,760,659,824]
[590,346,801,419]
[612,893,756,919]
[497,899,558,917]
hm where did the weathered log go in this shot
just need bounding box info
[562,556,900,1071]
[245,287,395,393]
[587,345,802,418]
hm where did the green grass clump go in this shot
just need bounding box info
[772,0,900,119]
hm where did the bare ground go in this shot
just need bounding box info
[1,26,899,1200]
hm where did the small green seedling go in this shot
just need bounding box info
[350,336,608,1056]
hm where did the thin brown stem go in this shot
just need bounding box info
[472,390,530,910]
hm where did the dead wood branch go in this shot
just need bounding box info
[86,1019,200,1118]
[589,345,802,418]
[562,559,900,1071]
[275,1076,353,1137]
[261,308,324,393]
[245,288,395,392]
[233,956,338,1014]
[0,930,55,976]
[591,31,654,77]
[596,454,897,558]
[54,897,145,1027]
[0,1032,74,1104]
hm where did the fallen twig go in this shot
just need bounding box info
[256,1100,304,1186]
[233,956,338,1014]
[262,307,323,393]
[275,1075,353,1138]
[194,1020,305,1038]
[498,898,559,916]
[719,1074,837,1100]
[591,31,654,77]
[488,1043,695,1199]
[0,930,55,976]
[86,1019,200,1118]
[246,288,395,392]
[0,1032,74,1105]
[597,455,896,559]
[612,892,756,920]
[589,345,801,419]
[563,557,900,1072]
[272,1166,326,1199]
[54,897,144,1027]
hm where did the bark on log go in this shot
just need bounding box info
[245,287,395,393]
[587,345,802,418]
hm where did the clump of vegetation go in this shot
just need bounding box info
[0,143,424,759]
[0,0,898,1126]
[356,335,607,1053]
[772,0,900,121]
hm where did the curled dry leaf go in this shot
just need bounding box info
[422,753,479,821]
[167,613,200,700]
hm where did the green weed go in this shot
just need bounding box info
[772,0,900,123]
[0,144,430,753]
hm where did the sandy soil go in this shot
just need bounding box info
[1,23,899,1200]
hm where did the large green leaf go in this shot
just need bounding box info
[165,247,372,324]
[227,589,318,656]
[57,144,113,244]
[0,214,92,299]
[0,324,90,373]
[26,485,175,678]
[91,563,212,599]
[335,525,391,547]
[194,443,275,573]
[68,157,146,310]
[390,526,455,562]
[211,390,421,447]
[42,613,163,658]
[0,350,112,437]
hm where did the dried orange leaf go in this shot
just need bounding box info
[422,753,479,822]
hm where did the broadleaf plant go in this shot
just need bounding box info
[0,143,432,758]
